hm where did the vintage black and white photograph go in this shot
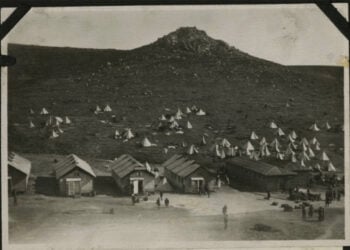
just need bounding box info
[2,4,349,248]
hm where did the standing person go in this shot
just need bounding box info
[165,198,169,207]
[222,205,227,215]
[224,213,228,230]
[267,190,271,200]
[302,205,306,220]
[131,194,135,205]
[160,191,163,201]
[308,205,314,218]
[156,198,161,209]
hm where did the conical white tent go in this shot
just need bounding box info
[291,154,297,163]
[315,142,321,151]
[175,109,183,120]
[300,160,306,167]
[186,121,193,129]
[185,107,192,114]
[320,151,330,161]
[308,147,315,158]
[221,138,231,148]
[187,144,199,155]
[275,127,285,136]
[29,121,35,128]
[163,148,168,154]
[55,116,63,123]
[250,131,259,140]
[29,109,35,115]
[114,130,120,139]
[327,162,336,172]
[287,134,295,143]
[64,116,71,124]
[309,137,319,145]
[124,128,135,139]
[169,116,175,122]
[169,120,179,129]
[290,130,298,139]
[104,105,112,112]
[259,137,267,146]
[159,114,167,121]
[243,141,255,155]
[95,105,101,112]
[325,122,331,130]
[309,123,320,131]
[49,130,59,139]
[269,121,278,129]
[196,109,206,116]
[142,137,152,147]
[40,108,49,115]
[182,141,187,148]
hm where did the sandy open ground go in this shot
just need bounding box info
[8,186,344,245]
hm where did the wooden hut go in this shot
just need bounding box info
[109,154,155,195]
[8,152,32,193]
[54,154,96,197]
[226,157,296,191]
[162,154,214,193]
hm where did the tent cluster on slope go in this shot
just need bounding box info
[94,104,112,114]
[28,108,72,139]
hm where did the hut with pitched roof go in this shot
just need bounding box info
[109,154,155,195]
[162,154,213,193]
[54,154,96,197]
[8,152,32,193]
[225,157,296,191]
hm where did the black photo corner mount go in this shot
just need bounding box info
[0,0,349,66]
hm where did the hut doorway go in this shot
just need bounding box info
[191,177,204,193]
[131,178,144,194]
[66,178,81,196]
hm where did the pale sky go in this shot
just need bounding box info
[3,4,349,65]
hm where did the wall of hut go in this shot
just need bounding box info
[8,166,28,193]
[112,170,155,195]
[57,168,94,196]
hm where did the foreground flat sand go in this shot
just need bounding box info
[8,186,344,244]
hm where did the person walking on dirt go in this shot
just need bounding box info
[159,191,163,201]
[266,190,271,200]
[308,205,314,218]
[222,204,227,215]
[223,213,228,230]
[165,198,169,207]
[156,198,161,208]
[131,194,135,205]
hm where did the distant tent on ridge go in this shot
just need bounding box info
[186,121,193,129]
[250,131,259,140]
[187,144,199,155]
[124,128,135,140]
[320,151,330,161]
[196,109,206,116]
[64,116,71,124]
[275,127,285,137]
[49,130,59,139]
[40,107,49,115]
[325,121,332,130]
[29,121,35,128]
[309,122,320,132]
[185,107,192,114]
[269,121,278,129]
[327,162,336,172]
[104,105,112,112]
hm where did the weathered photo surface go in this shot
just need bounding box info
[3,4,348,248]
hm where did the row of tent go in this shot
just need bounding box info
[94,105,112,114]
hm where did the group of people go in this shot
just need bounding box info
[325,186,341,207]
[156,191,170,208]
[302,204,325,221]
